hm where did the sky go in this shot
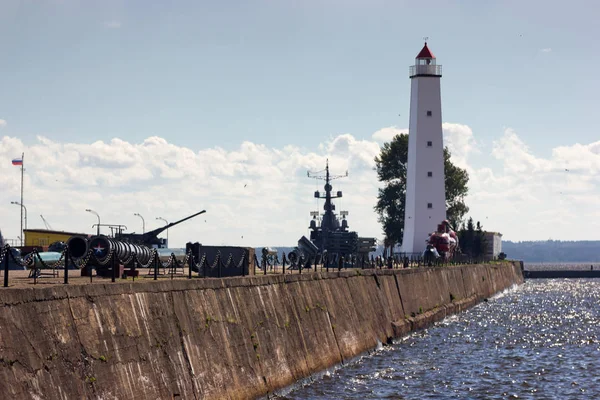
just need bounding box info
[1,0,599,247]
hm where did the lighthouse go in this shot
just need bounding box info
[401,42,446,254]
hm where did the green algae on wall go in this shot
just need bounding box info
[0,262,523,400]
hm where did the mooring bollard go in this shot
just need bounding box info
[3,247,9,288]
[64,249,69,284]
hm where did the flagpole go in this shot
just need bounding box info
[20,152,24,247]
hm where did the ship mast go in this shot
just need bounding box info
[307,159,348,251]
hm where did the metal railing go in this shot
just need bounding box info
[409,64,442,77]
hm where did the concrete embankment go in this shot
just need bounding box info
[0,262,523,399]
[524,270,600,279]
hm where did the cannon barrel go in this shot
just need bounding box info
[71,235,187,264]
[142,210,206,243]
[87,235,153,264]
[297,236,318,258]
[156,248,187,261]
[261,247,278,257]
[24,251,63,269]
[67,235,90,259]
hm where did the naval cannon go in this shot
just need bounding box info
[67,210,206,274]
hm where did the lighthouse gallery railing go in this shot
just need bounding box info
[409,64,442,77]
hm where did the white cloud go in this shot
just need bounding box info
[466,128,600,240]
[540,48,552,53]
[0,133,383,247]
[442,122,477,169]
[0,119,6,128]
[372,126,407,142]
[372,123,476,169]
[104,20,121,29]
[1,125,599,246]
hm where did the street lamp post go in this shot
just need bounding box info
[134,213,145,234]
[156,217,168,246]
[86,209,100,235]
[11,201,27,246]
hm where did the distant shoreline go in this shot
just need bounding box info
[524,262,599,271]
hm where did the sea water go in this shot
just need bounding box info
[281,279,600,399]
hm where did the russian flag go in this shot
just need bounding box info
[11,159,23,166]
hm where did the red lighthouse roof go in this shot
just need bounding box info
[416,42,435,59]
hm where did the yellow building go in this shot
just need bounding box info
[23,229,89,247]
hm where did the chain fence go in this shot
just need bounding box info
[0,243,491,288]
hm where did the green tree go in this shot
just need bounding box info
[473,221,487,259]
[374,133,469,248]
[458,217,475,256]
[458,218,487,258]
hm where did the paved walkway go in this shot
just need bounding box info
[0,264,350,289]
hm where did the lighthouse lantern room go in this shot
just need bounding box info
[401,42,447,254]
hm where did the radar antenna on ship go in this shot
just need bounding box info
[307,159,349,234]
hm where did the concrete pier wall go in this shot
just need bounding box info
[0,262,523,399]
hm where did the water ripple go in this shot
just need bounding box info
[281,279,600,399]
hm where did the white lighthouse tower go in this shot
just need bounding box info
[401,42,446,254]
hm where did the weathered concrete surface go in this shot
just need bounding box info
[0,262,523,399]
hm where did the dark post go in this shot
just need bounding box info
[203,256,207,278]
[171,256,174,280]
[63,248,69,284]
[3,247,9,288]
[112,252,116,283]
[132,257,136,282]
[89,261,93,283]
[188,253,193,279]
[253,254,257,276]
[154,253,158,280]
[282,254,285,275]
[263,257,267,276]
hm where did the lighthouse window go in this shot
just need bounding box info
[427,203,433,209]
[427,171,433,177]
[427,111,432,116]
[427,141,432,147]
